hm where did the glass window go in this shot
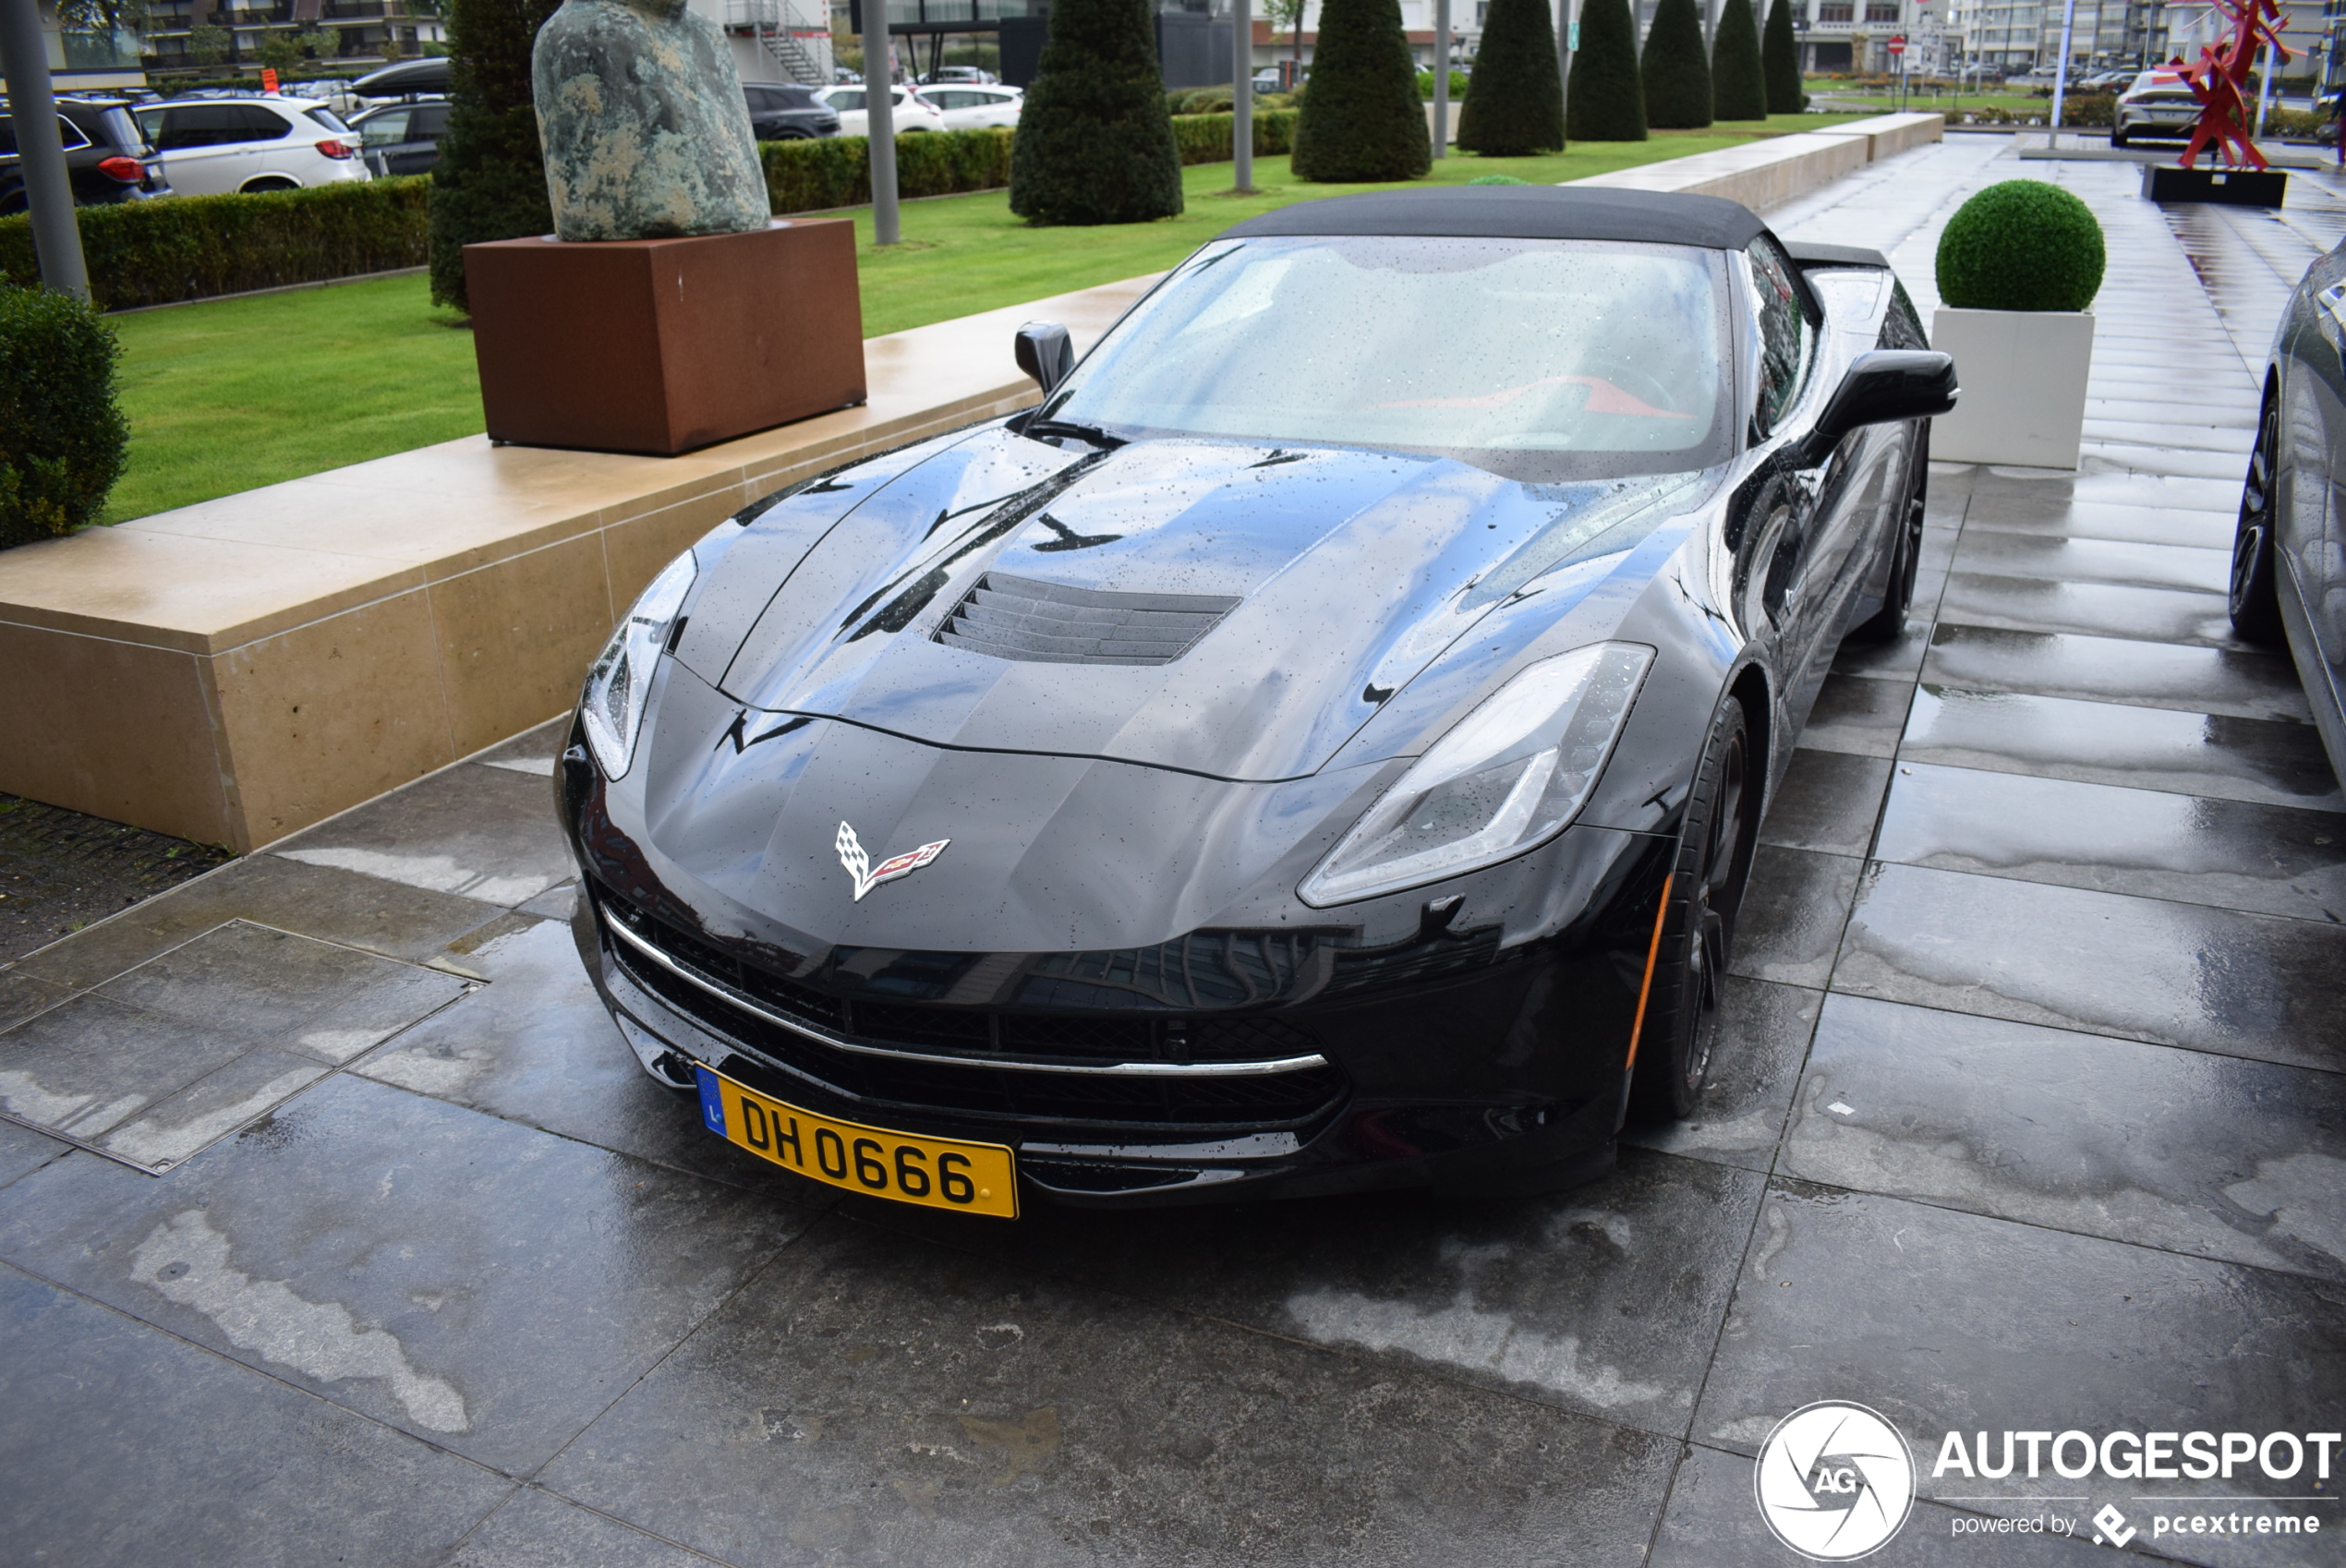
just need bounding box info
[413,103,451,136]
[306,106,350,133]
[230,105,291,141]
[359,108,411,146]
[830,89,865,110]
[56,114,92,151]
[1817,2,1852,20]
[1744,236,1815,436]
[1046,235,1731,480]
[1864,2,1898,19]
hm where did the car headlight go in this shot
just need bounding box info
[580,549,696,780]
[1298,643,1653,908]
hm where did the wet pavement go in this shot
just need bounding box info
[4,139,2345,1565]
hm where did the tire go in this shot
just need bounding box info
[1628,695,1758,1123]
[1845,425,1929,644]
[2231,392,2287,646]
[2111,127,2130,147]
[241,176,299,193]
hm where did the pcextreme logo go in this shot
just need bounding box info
[1754,1401,1918,1561]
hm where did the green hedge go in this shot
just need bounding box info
[759,115,1295,211]
[0,177,431,313]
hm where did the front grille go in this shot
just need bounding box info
[597,894,1347,1134]
[934,572,1240,666]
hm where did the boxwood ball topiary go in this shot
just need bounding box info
[1565,0,1646,141]
[0,285,130,549]
[1291,0,1430,182]
[1010,0,1184,224]
[1455,0,1564,156]
[1935,178,2106,312]
[1639,0,1712,129]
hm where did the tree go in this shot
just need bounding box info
[257,28,301,72]
[1711,0,1766,119]
[1762,0,1804,113]
[1639,0,1711,129]
[187,22,231,64]
[1291,0,1429,181]
[1264,0,1306,83]
[1456,0,1564,155]
[1565,0,1646,140]
[1009,0,1184,223]
[427,0,560,311]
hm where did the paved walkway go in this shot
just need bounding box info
[2,139,2343,1566]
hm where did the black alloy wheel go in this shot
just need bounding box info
[2230,392,2286,646]
[1847,428,1930,644]
[1629,696,1757,1123]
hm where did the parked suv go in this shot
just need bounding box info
[812,84,947,136]
[132,95,366,196]
[2113,69,2199,146]
[0,97,171,213]
[743,82,839,139]
[350,97,450,175]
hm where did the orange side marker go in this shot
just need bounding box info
[1623,874,1674,1071]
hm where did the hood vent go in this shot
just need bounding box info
[934,572,1240,667]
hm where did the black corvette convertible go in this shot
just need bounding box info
[558,187,1955,1214]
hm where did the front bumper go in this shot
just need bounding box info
[570,835,1672,1208]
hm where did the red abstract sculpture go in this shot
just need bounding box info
[2177,0,2290,170]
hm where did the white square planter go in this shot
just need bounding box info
[1929,307,2096,469]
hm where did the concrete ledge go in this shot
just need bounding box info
[1569,113,1942,211]
[0,276,1153,851]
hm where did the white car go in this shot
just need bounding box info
[133,95,367,196]
[812,85,948,137]
[913,85,1022,129]
[2112,69,2198,147]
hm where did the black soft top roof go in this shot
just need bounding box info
[1218,186,1771,250]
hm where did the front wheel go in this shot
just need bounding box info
[1628,695,1757,1123]
[2231,392,2286,646]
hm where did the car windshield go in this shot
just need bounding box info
[1042,235,1730,480]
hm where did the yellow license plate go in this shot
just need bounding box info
[695,1065,1018,1218]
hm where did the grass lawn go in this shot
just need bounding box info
[106,115,1864,524]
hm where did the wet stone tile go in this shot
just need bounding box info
[1833,862,2346,1074]
[1874,762,2346,921]
[1784,994,2346,1281]
[1798,674,1913,760]
[474,716,570,780]
[271,762,574,909]
[1832,618,1935,682]
[514,880,579,923]
[856,1144,1766,1437]
[1695,1185,2346,1557]
[1728,846,1860,989]
[1921,624,2312,723]
[0,1117,70,1189]
[0,1074,820,1473]
[1959,499,2236,550]
[1948,534,2231,595]
[1760,749,1893,858]
[2076,441,2254,482]
[0,969,70,1034]
[0,992,256,1139]
[1935,573,2236,646]
[354,916,820,1200]
[2003,469,2243,515]
[447,1487,707,1568]
[540,1212,1680,1568]
[94,1045,330,1174]
[1622,976,1821,1173]
[0,1261,510,1568]
[1649,1442,2108,1568]
[95,919,422,1042]
[6,852,506,992]
[1901,686,2345,812]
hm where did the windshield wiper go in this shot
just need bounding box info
[1022,417,1128,451]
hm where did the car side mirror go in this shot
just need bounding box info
[1793,349,1958,467]
[1015,321,1073,394]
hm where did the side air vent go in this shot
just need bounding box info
[934,572,1240,667]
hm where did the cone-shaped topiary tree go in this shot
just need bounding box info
[428,0,561,312]
[1566,0,1647,139]
[1010,0,1184,223]
[1711,0,1767,119]
[1640,0,1712,129]
[1292,0,1431,181]
[1762,0,1804,113]
[1456,0,1565,154]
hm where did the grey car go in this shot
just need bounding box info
[2232,244,2346,790]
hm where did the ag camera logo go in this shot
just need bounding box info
[1754,1401,1917,1560]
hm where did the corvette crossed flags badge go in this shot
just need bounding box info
[835,821,950,901]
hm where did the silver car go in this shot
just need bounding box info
[2112,69,2199,147]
